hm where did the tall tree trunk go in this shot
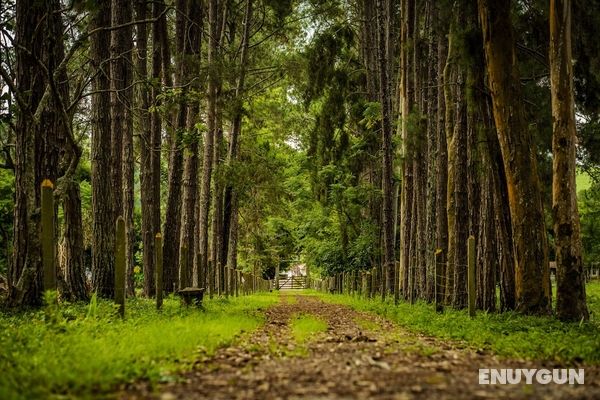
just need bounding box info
[110,2,123,217]
[10,0,67,305]
[198,0,219,289]
[424,0,438,302]
[180,107,200,289]
[478,0,551,314]
[211,0,229,295]
[133,0,150,297]
[399,0,415,300]
[461,1,486,309]
[413,5,428,301]
[90,0,115,299]
[451,65,468,309]
[111,0,135,297]
[442,4,470,309]
[141,0,166,297]
[484,99,516,311]
[443,21,457,304]
[179,0,203,290]
[376,0,394,299]
[163,0,190,293]
[435,30,448,302]
[359,0,383,296]
[466,12,482,282]
[211,125,224,295]
[549,0,589,321]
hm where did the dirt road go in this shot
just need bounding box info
[123,294,599,399]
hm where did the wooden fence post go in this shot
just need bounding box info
[435,249,443,312]
[371,267,378,297]
[115,216,126,317]
[223,266,228,297]
[41,179,56,292]
[468,235,475,318]
[179,245,188,290]
[394,261,400,304]
[212,260,217,297]
[155,233,163,310]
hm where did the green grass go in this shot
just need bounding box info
[353,316,381,332]
[0,292,278,400]
[315,281,600,364]
[290,313,328,344]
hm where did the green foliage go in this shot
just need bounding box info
[360,102,382,130]
[263,0,294,23]
[0,293,278,399]
[316,281,600,364]
[0,169,14,275]
[580,183,600,265]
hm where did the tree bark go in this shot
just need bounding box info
[163,0,191,293]
[62,180,88,301]
[478,0,551,314]
[134,0,151,297]
[376,0,394,299]
[111,0,135,297]
[141,0,167,297]
[179,0,203,290]
[443,21,457,305]
[198,0,219,289]
[435,30,449,302]
[211,125,224,295]
[10,0,67,306]
[424,0,438,302]
[549,0,589,321]
[399,0,414,301]
[90,0,116,299]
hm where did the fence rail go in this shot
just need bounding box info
[278,275,307,290]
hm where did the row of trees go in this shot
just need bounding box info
[1,0,295,305]
[1,0,598,321]
[298,0,597,321]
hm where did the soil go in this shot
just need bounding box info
[121,294,600,399]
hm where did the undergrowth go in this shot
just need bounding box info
[0,292,277,399]
[314,281,600,364]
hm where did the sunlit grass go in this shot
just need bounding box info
[0,292,278,399]
[290,313,328,344]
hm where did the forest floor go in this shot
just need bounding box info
[122,294,600,399]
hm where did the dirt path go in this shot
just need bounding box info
[123,294,599,399]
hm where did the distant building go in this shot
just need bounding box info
[286,263,307,278]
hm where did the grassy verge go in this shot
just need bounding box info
[290,313,328,344]
[314,281,600,364]
[0,292,278,399]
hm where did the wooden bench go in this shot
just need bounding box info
[178,287,205,306]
